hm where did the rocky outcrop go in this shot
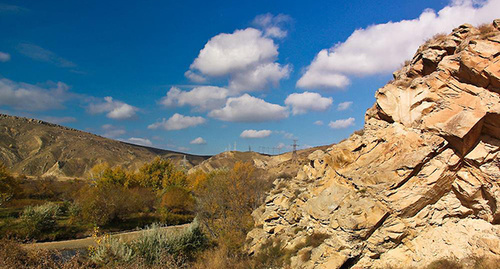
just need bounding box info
[247,21,500,268]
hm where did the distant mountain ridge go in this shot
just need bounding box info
[0,113,210,179]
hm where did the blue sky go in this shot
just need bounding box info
[0,0,498,155]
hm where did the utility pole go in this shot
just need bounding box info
[234,142,237,151]
[248,146,251,152]
[292,139,298,163]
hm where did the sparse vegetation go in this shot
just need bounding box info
[19,202,61,238]
[89,222,206,267]
[477,23,496,39]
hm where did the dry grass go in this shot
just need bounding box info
[477,23,497,39]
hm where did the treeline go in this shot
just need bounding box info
[0,158,282,268]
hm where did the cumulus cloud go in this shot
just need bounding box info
[329,117,355,129]
[228,62,291,92]
[252,13,292,39]
[0,52,10,62]
[297,0,500,89]
[41,116,77,124]
[148,113,206,130]
[0,78,71,111]
[285,91,333,115]
[190,137,207,145]
[17,43,76,68]
[160,86,229,112]
[184,70,207,83]
[87,96,138,120]
[208,94,288,122]
[314,120,324,125]
[101,124,126,138]
[127,137,153,147]
[187,25,290,92]
[337,101,353,111]
[240,129,272,139]
[190,28,277,76]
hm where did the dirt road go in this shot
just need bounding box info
[24,223,191,251]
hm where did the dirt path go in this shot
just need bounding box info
[24,223,191,251]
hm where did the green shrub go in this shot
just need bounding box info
[89,234,135,265]
[90,221,207,266]
[19,202,60,238]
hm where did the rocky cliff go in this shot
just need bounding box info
[247,21,500,268]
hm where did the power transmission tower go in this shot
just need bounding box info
[181,155,188,168]
[292,139,298,162]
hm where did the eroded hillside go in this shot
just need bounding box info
[0,114,209,178]
[247,21,500,268]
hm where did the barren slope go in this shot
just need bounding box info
[0,114,209,178]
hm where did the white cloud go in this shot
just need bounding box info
[329,117,355,129]
[297,71,350,89]
[240,129,272,139]
[187,26,290,92]
[252,13,292,39]
[276,142,286,149]
[88,96,138,120]
[314,120,324,125]
[160,86,229,112]
[17,43,76,68]
[228,62,291,92]
[276,130,296,139]
[190,137,207,145]
[148,113,206,130]
[127,137,153,147]
[190,28,278,76]
[184,70,207,83]
[0,52,10,62]
[209,94,288,122]
[42,116,77,124]
[297,0,500,89]
[337,101,353,111]
[0,78,70,111]
[101,124,126,138]
[285,91,333,115]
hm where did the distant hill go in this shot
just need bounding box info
[0,114,210,179]
[189,145,331,177]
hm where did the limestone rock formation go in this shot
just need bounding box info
[247,21,500,268]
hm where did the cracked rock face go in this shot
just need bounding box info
[247,21,500,268]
